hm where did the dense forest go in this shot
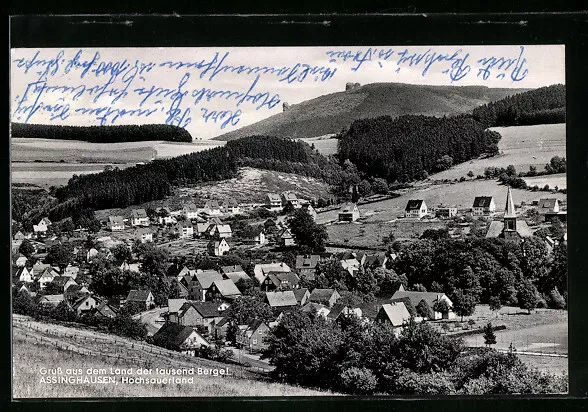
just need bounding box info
[49,136,359,221]
[337,114,501,182]
[472,84,565,127]
[11,123,193,143]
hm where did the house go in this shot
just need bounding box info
[33,217,52,233]
[301,302,330,318]
[405,200,428,218]
[18,284,35,297]
[130,209,150,227]
[220,265,250,284]
[294,288,311,306]
[107,216,125,231]
[472,196,496,216]
[64,284,90,302]
[221,199,241,215]
[243,226,266,245]
[391,290,454,320]
[237,319,272,352]
[167,264,191,282]
[260,271,300,292]
[64,265,80,279]
[485,187,533,242]
[126,290,155,310]
[195,223,211,238]
[361,252,388,270]
[119,261,141,273]
[340,258,361,277]
[152,323,210,355]
[327,303,363,322]
[50,276,78,293]
[93,301,118,319]
[278,228,295,247]
[37,267,60,290]
[376,302,412,336]
[207,238,230,257]
[72,294,98,316]
[177,221,194,239]
[134,227,153,243]
[15,255,27,267]
[183,204,199,220]
[203,200,222,216]
[170,301,225,335]
[295,255,321,279]
[205,279,242,302]
[16,267,33,283]
[253,262,291,286]
[301,203,318,221]
[538,198,560,214]
[167,298,188,318]
[435,206,458,219]
[39,294,64,307]
[31,263,51,277]
[266,193,282,211]
[338,203,360,222]
[265,290,298,309]
[209,224,233,239]
[308,288,341,308]
[281,192,301,209]
[184,270,224,301]
[14,231,26,241]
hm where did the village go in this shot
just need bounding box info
[11,183,567,366]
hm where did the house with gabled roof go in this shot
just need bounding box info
[294,288,310,306]
[183,203,199,220]
[50,276,78,293]
[221,265,249,283]
[170,301,226,334]
[301,302,330,318]
[37,267,60,290]
[185,270,224,301]
[308,288,341,308]
[131,209,150,227]
[279,228,295,247]
[405,200,428,218]
[376,302,412,336]
[39,294,65,308]
[134,227,153,243]
[64,284,90,302]
[341,258,361,277]
[93,300,118,319]
[265,290,298,309]
[221,198,241,215]
[338,203,360,222]
[266,193,282,211]
[472,196,496,216]
[203,200,222,216]
[254,262,291,286]
[237,319,272,352]
[72,294,98,316]
[33,217,52,234]
[195,222,211,238]
[243,225,266,245]
[327,303,363,322]
[107,216,125,231]
[176,221,194,239]
[126,289,155,310]
[281,192,301,209]
[208,238,230,257]
[361,252,388,270]
[167,298,188,316]
[206,279,242,302]
[261,271,300,292]
[301,203,317,221]
[13,231,26,241]
[152,323,210,355]
[64,265,80,279]
[485,187,532,242]
[391,290,454,320]
[167,264,191,282]
[208,224,233,239]
[295,255,321,279]
[16,266,33,283]
[119,261,141,273]
[15,254,27,267]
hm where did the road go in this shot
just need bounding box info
[134,307,168,336]
[227,346,273,371]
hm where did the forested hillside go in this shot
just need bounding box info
[472,84,565,127]
[214,83,526,141]
[11,123,193,143]
[337,114,501,183]
[49,137,359,221]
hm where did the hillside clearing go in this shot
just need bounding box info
[524,173,567,190]
[12,316,334,398]
[430,124,566,180]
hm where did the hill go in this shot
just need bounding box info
[12,315,332,398]
[214,83,527,141]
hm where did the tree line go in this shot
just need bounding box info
[472,84,565,128]
[337,114,502,183]
[11,123,193,143]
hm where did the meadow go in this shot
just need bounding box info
[12,315,333,398]
[430,124,566,180]
[524,173,567,190]
[300,135,339,156]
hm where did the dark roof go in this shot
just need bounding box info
[391,291,447,309]
[131,209,148,219]
[293,288,310,303]
[308,288,339,303]
[182,301,224,318]
[51,276,74,287]
[473,196,494,208]
[295,255,321,270]
[364,253,386,267]
[405,199,424,211]
[152,323,206,349]
[326,303,348,319]
[126,289,152,302]
[275,271,300,285]
[339,203,358,214]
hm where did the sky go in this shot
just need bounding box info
[10,45,565,140]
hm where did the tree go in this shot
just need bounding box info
[225,296,274,325]
[287,208,328,253]
[488,296,502,318]
[518,279,539,314]
[548,288,566,309]
[371,178,389,194]
[339,367,377,395]
[168,279,183,299]
[433,299,451,317]
[435,155,454,172]
[43,281,64,296]
[506,164,517,176]
[483,322,497,347]
[109,306,148,340]
[234,278,258,296]
[46,243,74,271]
[18,239,35,258]
[416,300,433,319]
[112,244,132,263]
[52,301,78,322]
[451,289,477,321]
[467,170,474,178]
[358,180,372,198]
[225,321,240,345]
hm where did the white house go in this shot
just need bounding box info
[134,227,153,243]
[107,215,125,231]
[302,204,318,221]
[33,218,52,233]
[183,204,199,220]
[203,200,222,216]
[338,203,360,222]
[15,255,27,267]
[279,228,295,247]
[266,193,282,211]
[221,199,241,215]
[131,209,150,227]
[208,238,230,257]
[17,267,33,283]
[177,221,194,239]
[404,200,428,218]
[472,196,496,216]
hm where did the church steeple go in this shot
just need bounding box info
[504,186,516,218]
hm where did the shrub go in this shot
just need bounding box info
[339,367,378,395]
[548,288,566,309]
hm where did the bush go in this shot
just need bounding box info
[339,367,378,395]
[548,288,566,309]
[394,370,456,395]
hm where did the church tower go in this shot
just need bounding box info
[502,186,518,240]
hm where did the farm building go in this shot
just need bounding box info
[152,323,210,355]
[107,216,125,231]
[308,288,341,308]
[391,290,454,320]
[338,203,360,222]
[207,238,230,257]
[485,187,533,242]
[130,209,150,227]
[472,196,496,216]
[126,289,155,310]
[404,200,428,218]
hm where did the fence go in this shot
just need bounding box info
[12,318,272,378]
[465,330,567,357]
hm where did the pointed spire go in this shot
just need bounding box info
[504,186,516,218]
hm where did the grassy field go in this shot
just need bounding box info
[12,316,333,398]
[524,173,567,190]
[300,135,339,156]
[11,162,135,187]
[431,124,566,180]
[316,179,567,226]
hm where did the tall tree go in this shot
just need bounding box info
[287,208,328,253]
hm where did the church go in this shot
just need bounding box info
[485,187,533,241]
